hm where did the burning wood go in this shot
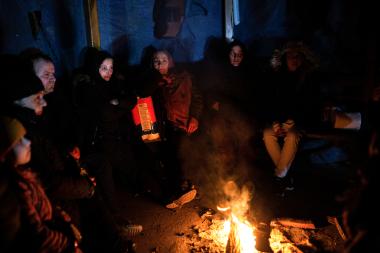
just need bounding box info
[269,218,344,253]
[225,214,256,253]
[271,218,316,229]
[327,216,346,241]
[226,220,240,253]
[217,181,257,253]
[185,180,343,252]
[188,214,230,252]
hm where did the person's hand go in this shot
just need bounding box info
[74,247,83,253]
[87,182,96,198]
[89,176,97,187]
[187,117,199,135]
[85,174,96,197]
[211,101,220,111]
[372,86,380,102]
[282,119,295,131]
[110,98,119,106]
[272,121,281,134]
[74,241,83,253]
[69,146,81,161]
[272,121,286,137]
[368,132,379,157]
[57,207,72,223]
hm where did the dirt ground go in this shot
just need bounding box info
[119,193,205,253]
[118,173,347,253]
[116,134,358,253]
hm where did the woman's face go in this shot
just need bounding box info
[229,45,244,67]
[13,137,31,166]
[153,52,170,75]
[34,59,56,94]
[99,58,113,81]
[286,51,304,72]
[14,91,47,116]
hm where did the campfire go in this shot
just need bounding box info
[221,211,257,253]
[215,181,258,252]
[186,180,344,253]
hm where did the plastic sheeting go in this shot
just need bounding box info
[0,0,87,76]
[0,0,373,75]
[0,0,223,73]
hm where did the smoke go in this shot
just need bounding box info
[179,103,257,209]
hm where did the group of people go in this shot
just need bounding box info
[1,38,376,253]
[0,45,211,252]
[0,51,141,253]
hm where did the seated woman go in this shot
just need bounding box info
[262,41,321,193]
[202,40,254,114]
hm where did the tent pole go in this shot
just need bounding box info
[84,0,100,48]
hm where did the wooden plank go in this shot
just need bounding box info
[84,0,100,48]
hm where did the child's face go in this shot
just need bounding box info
[153,52,170,75]
[98,58,113,81]
[13,137,31,166]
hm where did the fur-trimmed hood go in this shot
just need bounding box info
[270,41,319,72]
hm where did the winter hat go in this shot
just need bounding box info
[8,73,44,102]
[270,41,319,72]
[0,117,26,161]
[0,55,44,103]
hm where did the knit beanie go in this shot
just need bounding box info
[0,55,44,104]
[0,117,26,161]
[9,74,43,102]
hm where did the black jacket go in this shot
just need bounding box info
[2,105,94,200]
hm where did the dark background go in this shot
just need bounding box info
[0,0,378,88]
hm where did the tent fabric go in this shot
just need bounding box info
[0,0,374,76]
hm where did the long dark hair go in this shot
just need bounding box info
[226,40,248,67]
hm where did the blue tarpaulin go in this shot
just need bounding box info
[0,0,374,76]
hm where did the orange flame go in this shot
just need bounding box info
[215,180,257,252]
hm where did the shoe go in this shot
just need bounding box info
[119,224,143,237]
[165,189,197,209]
[284,177,295,191]
[274,176,294,197]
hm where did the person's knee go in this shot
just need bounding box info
[285,131,301,143]
[263,128,275,140]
